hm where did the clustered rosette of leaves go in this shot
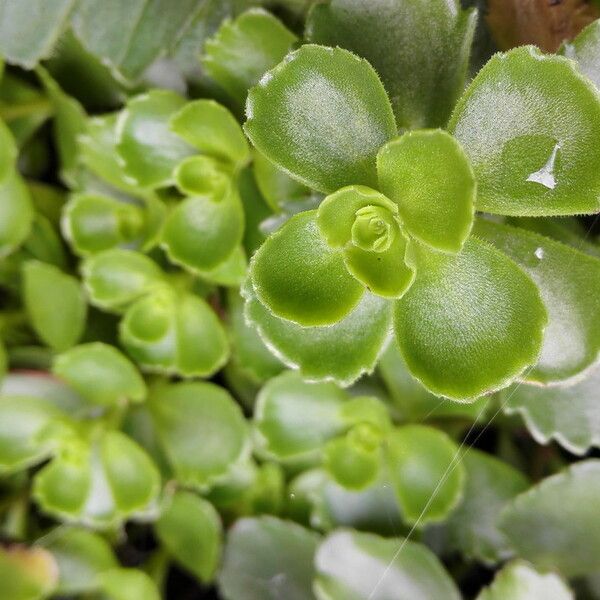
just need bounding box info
[2,0,600,599]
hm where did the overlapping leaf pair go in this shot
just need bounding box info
[243,41,600,400]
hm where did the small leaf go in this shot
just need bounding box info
[394,238,547,400]
[155,491,222,583]
[173,155,232,197]
[377,130,475,253]
[314,529,460,600]
[244,44,396,193]
[23,260,87,352]
[116,90,193,188]
[503,366,600,456]
[0,117,18,181]
[41,528,118,595]
[219,516,319,600]
[475,218,600,384]
[306,0,476,130]
[562,19,600,90]
[196,245,247,288]
[385,425,464,526]
[148,381,249,490]
[476,560,573,600]
[0,168,33,256]
[244,279,392,386]
[250,210,364,326]
[120,288,229,378]
[170,99,250,167]
[82,249,165,313]
[449,46,600,216]
[33,429,160,529]
[201,8,298,110]
[96,568,160,600]
[445,449,529,564]
[499,460,600,576]
[0,544,58,600]
[53,343,146,407]
[161,183,244,272]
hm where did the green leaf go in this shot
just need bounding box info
[148,381,249,490]
[385,425,464,526]
[377,130,475,253]
[244,279,392,386]
[53,343,146,407]
[116,90,193,188]
[449,46,600,216]
[173,155,232,197]
[23,260,86,351]
[244,44,396,193]
[219,516,319,600]
[61,193,149,257]
[306,0,476,130]
[96,568,160,600]
[196,245,247,288]
[0,117,18,181]
[170,99,250,167]
[0,0,74,68]
[394,238,547,400]
[445,449,529,564]
[21,214,68,269]
[477,560,573,600]
[314,529,460,600]
[71,0,200,83]
[201,8,298,111]
[499,460,600,576]
[41,527,118,595]
[561,19,600,90]
[503,366,600,455]
[155,491,222,583]
[33,428,160,529]
[250,210,364,326]
[120,288,229,378]
[475,218,600,384]
[0,395,62,474]
[0,169,33,256]
[82,249,164,313]
[0,545,58,600]
[161,185,244,272]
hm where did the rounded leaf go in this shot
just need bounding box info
[394,238,547,400]
[53,343,146,407]
[0,169,33,257]
[0,118,18,181]
[377,130,475,253]
[250,210,364,326]
[449,46,600,216]
[97,568,160,600]
[245,44,396,193]
[0,545,58,600]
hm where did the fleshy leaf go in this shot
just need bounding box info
[0,118,18,181]
[476,561,573,600]
[116,90,193,188]
[161,187,244,273]
[314,530,460,600]
[445,449,529,564]
[499,460,600,577]
[475,218,600,384]
[394,238,547,400]
[120,288,229,378]
[250,210,364,326]
[561,19,600,90]
[33,429,160,529]
[502,367,600,456]
[23,260,87,352]
[148,381,249,490]
[82,249,164,313]
[53,343,146,407]
[219,516,319,600]
[201,8,298,111]
[244,44,396,193]
[385,425,464,526]
[0,545,58,600]
[377,130,475,253]
[96,568,160,600]
[449,46,600,216]
[244,279,392,386]
[306,0,476,130]
[41,528,118,595]
[170,99,250,167]
[0,169,33,257]
[155,491,222,583]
